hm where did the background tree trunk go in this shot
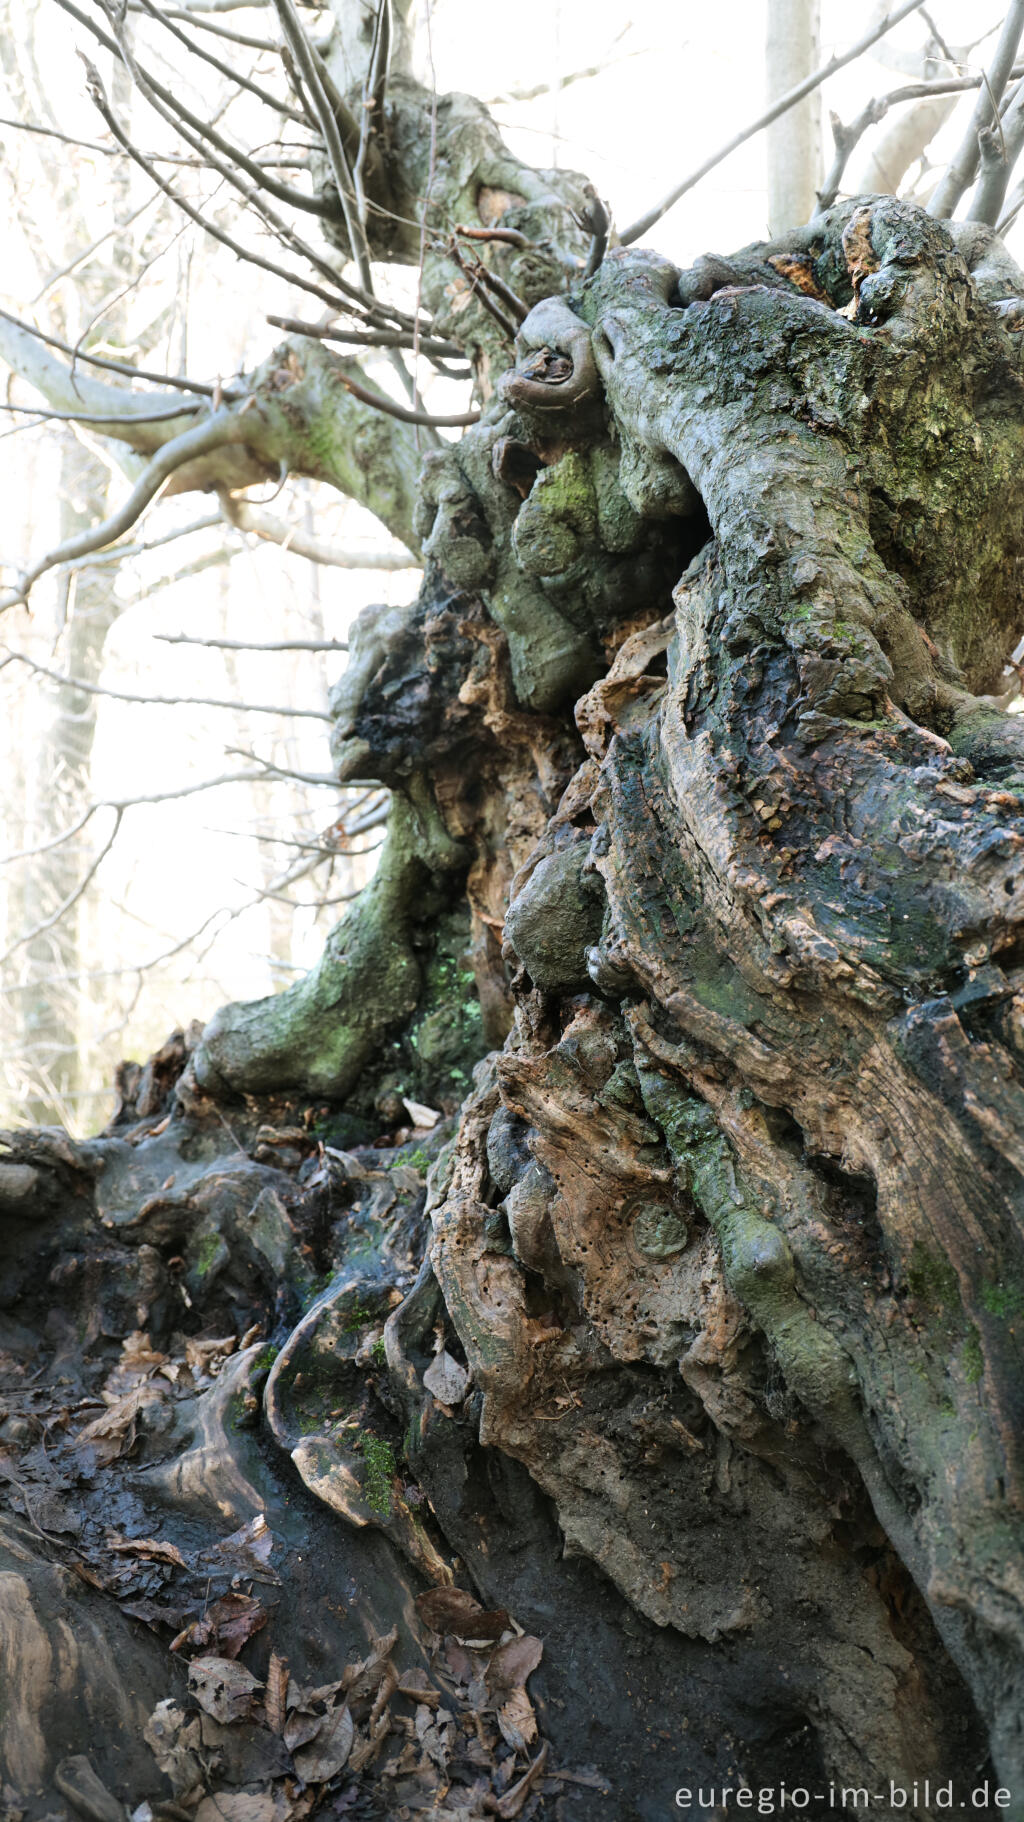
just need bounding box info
[766,0,821,230]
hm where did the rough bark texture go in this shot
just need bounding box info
[5,51,1024,1822]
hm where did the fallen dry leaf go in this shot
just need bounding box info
[348,1708,391,1774]
[496,1684,537,1753]
[143,1699,204,1795]
[171,1591,266,1658]
[202,1512,276,1577]
[194,1794,278,1822]
[283,1709,324,1752]
[341,1627,398,1701]
[416,1589,509,1641]
[490,1742,549,1818]
[292,1703,355,1782]
[74,1384,165,1464]
[185,1335,236,1378]
[265,1650,289,1733]
[188,1655,262,1724]
[108,1534,187,1569]
[423,1349,470,1406]
[485,1634,543,1697]
[103,1331,169,1396]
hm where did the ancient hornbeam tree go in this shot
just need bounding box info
[2,5,1024,1817]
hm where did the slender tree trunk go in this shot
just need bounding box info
[766,0,821,229]
[19,438,119,1125]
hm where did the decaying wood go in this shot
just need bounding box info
[7,35,1024,1814]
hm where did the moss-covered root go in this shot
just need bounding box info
[192,793,458,1100]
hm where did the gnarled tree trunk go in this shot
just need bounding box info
[4,36,1024,1822]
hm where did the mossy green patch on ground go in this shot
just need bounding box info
[359,1433,397,1518]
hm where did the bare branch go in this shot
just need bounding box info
[454,224,530,250]
[853,90,963,196]
[265,313,462,359]
[0,771,306,867]
[969,77,1024,224]
[817,99,892,213]
[76,50,360,319]
[0,408,246,610]
[0,647,332,719]
[133,0,307,124]
[0,398,203,426]
[336,371,480,428]
[125,1,278,48]
[620,0,929,246]
[218,493,417,566]
[485,29,640,104]
[470,259,529,324]
[353,0,391,221]
[271,0,374,290]
[0,811,124,968]
[0,109,205,165]
[0,307,231,400]
[444,244,520,340]
[224,745,354,787]
[20,515,224,581]
[94,0,333,219]
[156,634,350,649]
[929,1,1024,217]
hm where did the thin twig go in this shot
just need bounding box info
[620,0,929,246]
[78,57,360,319]
[265,313,461,358]
[1,646,332,718]
[816,99,890,213]
[472,262,530,323]
[0,110,204,165]
[929,0,1024,217]
[0,771,310,867]
[95,0,334,219]
[38,514,225,575]
[354,0,391,221]
[0,307,231,400]
[0,399,202,426]
[156,634,350,649]
[816,68,1024,211]
[224,746,357,788]
[133,0,307,123]
[336,372,479,427]
[0,407,246,611]
[126,1,277,47]
[32,191,162,307]
[271,0,374,291]
[217,493,418,566]
[445,245,519,340]
[0,811,124,968]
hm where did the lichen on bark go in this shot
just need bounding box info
[185,190,1024,1799]
[9,35,1024,1809]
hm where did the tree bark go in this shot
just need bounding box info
[5,35,1024,1822]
